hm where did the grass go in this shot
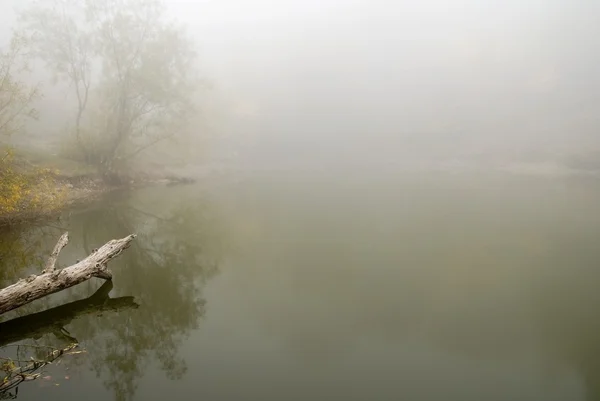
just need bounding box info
[0,144,99,227]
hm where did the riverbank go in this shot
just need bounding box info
[0,173,105,228]
[0,149,196,227]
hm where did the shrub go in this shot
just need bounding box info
[0,149,67,225]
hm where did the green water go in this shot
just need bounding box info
[1,170,600,401]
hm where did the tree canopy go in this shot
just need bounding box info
[20,0,199,176]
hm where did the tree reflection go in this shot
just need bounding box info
[0,224,61,289]
[0,187,227,401]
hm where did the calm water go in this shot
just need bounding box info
[2,170,600,401]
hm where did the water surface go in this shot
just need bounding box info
[1,170,600,401]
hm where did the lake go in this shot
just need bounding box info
[1,169,600,401]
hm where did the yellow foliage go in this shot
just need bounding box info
[0,149,68,225]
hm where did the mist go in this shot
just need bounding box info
[2,0,599,173]
[174,0,600,171]
[2,2,600,401]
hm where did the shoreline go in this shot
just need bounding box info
[0,172,197,228]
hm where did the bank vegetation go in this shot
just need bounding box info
[1,0,201,225]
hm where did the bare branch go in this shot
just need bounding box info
[0,234,136,315]
[42,232,69,274]
[126,132,175,159]
[0,344,78,393]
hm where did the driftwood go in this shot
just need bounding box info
[0,232,135,315]
[0,281,138,347]
[0,343,78,394]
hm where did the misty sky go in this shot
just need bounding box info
[1,0,600,164]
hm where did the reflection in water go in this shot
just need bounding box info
[0,186,226,401]
[1,175,600,400]
[214,173,600,401]
[0,225,59,289]
[0,281,137,348]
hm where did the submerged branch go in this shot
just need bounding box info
[0,343,78,394]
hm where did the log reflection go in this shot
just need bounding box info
[0,281,138,347]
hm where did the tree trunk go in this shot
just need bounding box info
[0,232,135,315]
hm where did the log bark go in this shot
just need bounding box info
[0,232,136,315]
[42,232,69,273]
[0,281,138,347]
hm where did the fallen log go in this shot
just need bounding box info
[0,281,138,347]
[0,232,136,315]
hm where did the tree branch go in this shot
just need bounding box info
[42,232,69,274]
[0,233,136,315]
[0,344,78,393]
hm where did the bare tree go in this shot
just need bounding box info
[20,0,92,154]
[20,0,198,177]
[0,34,38,138]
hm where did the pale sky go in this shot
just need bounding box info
[2,0,600,163]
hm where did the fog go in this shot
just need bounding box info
[2,0,600,173]
[170,0,600,171]
[4,2,600,400]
